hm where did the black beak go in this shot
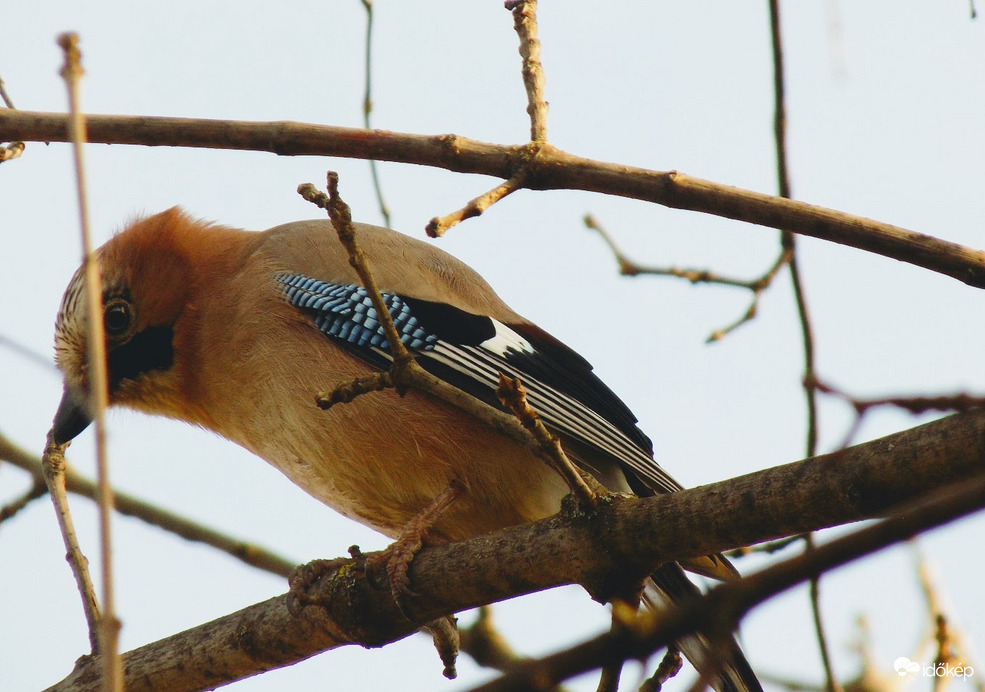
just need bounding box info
[52,386,93,444]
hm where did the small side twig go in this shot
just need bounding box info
[725,534,802,559]
[0,478,47,523]
[1,430,296,577]
[640,648,683,692]
[59,32,123,690]
[506,0,548,143]
[426,172,528,237]
[424,0,548,238]
[297,176,415,379]
[41,433,101,652]
[495,374,600,506]
[582,213,791,342]
[0,73,25,162]
[458,607,571,692]
[316,371,392,410]
[359,0,391,227]
[808,375,985,448]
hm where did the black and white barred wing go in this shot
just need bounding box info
[275,274,682,494]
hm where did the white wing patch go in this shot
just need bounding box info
[478,320,535,356]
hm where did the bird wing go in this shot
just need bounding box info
[275,273,683,495]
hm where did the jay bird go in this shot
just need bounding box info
[52,207,761,692]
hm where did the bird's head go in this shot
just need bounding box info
[52,208,201,444]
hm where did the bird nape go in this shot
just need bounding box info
[52,207,762,692]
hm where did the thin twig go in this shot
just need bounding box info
[0,479,47,523]
[41,433,101,652]
[0,335,59,371]
[583,214,757,287]
[583,213,791,342]
[359,0,391,227]
[506,0,548,142]
[425,0,549,238]
[640,648,683,692]
[768,2,833,688]
[58,32,123,690]
[427,171,527,237]
[298,176,414,372]
[0,74,14,108]
[496,374,600,505]
[0,73,25,162]
[705,248,789,343]
[0,431,297,577]
[725,534,802,559]
[809,375,985,448]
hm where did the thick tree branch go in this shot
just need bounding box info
[472,471,985,692]
[45,410,985,692]
[3,110,985,288]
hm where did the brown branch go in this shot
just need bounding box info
[0,478,47,523]
[0,72,25,162]
[810,376,985,448]
[496,374,600,505]
[3,110,984,287]
[0,431,297,578]
[359,0,391,227]
[41,434,102,654]
[582,213,792,342]
[44,410,985,692]
[427,171,527,237]
[472,471,985,692]
[506,0,549,142]
[767,2,831,688]
[59,34,123,689]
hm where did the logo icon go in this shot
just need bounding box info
[894,657,920,677]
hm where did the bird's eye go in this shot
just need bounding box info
[103,300,133,337]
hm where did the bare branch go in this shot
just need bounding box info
[43,410,985,691]
[0,431,296,578]
[4,111,984,287]
[582,213,793,342]
[506,0,549,142]
[41,434,101,653]
[427,172,527,237]
[809,376,985,448]
[0,479,47,523]
[471,471,985,692]
[359,0,391,227]
[0,72,25,162]
[58,33,123,688]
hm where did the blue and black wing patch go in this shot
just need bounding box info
[275,274,441,350]
[275,272,681,494]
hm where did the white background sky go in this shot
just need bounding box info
[2,2,985,691]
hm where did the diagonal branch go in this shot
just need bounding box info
[3,110,984,288]
[0,431,297,578]
[471,470,985,692]
[44,409,985,692]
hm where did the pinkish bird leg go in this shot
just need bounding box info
[367,480,465,612]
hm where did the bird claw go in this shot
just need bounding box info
[365,534,425,616]
[368,481,465,616]
[286,557,350,617]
